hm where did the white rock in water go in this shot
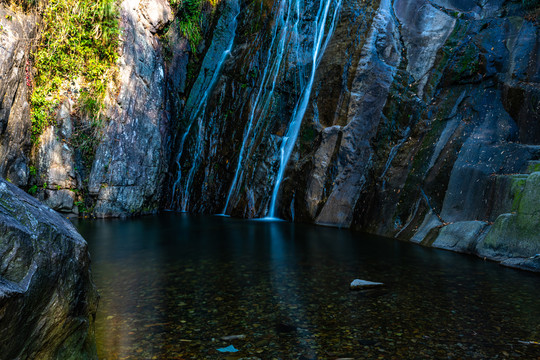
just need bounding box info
[350,279,384,290]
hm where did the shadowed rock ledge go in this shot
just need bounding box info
[0,177,98,359]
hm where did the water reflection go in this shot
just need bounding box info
[75,214,540,359]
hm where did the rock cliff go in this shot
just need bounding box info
[87,0,177,217]
[0,4,37,187]
[167,0,540,270]
[0,0,539,271]
[0,0,188,217]
[0,177,98,359]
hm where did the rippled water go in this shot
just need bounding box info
[74,214,540,359]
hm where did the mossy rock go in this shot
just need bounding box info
[480,172,540,258]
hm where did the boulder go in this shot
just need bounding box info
[429,221,488,253]
[0,177,98,359]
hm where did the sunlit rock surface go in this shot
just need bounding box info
[35,99,79,213]
[0,4,37,187]
[0,177,97,359]
[88,0,177,217]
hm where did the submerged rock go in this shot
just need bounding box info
[0,177,98,359]
[350,279,384,290]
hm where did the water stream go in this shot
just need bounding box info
[170,0,240,211]
[266,0,342,217]
[222,0,300,214]
[217,0,342,217]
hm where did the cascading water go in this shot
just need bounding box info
[267,0,342,218]
[170,0,240,211]
[222,0,301,214]
[221,0,342,217]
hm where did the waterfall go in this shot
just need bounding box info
[221,0,342,217]
[170,0,240,211]
[267,0,342,218]
[222,0,301,214]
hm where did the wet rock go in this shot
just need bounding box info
[428,221,488,253]
[220,334,246,341]
[0,177,98,359]
[315,0,401,227]
[500,257,540,273]
[350,279,384,290]
[276,322,297,333]
[477,172,540,262]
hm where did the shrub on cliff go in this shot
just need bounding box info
[30,0,119,143]
[169,0,217,52]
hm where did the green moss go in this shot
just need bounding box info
[450,43,480,83]
[510,175,528,211]
[30,0,119,144]
[484,172,540,256]
[527,161,540,174]
[0,196,15,212]
[301,126,316,143]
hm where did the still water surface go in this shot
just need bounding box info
[75,214,540,359]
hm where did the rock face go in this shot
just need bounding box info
[167,0,540,270]
[87,0,176,217]
[35,99,79,214]
[0,4,38,187]
[0,0,188,217]
[0,177,98,359]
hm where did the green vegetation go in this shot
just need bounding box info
[70,92,105,168]
[30,0,119,143]
[0,0,36,10]
[169,0,217,52]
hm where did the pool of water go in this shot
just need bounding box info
[74,213,540,359]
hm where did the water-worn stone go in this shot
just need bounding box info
[428,221,488,253]
[0,177,98,359]
[350,279,384,290]
[0,5,38,187]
